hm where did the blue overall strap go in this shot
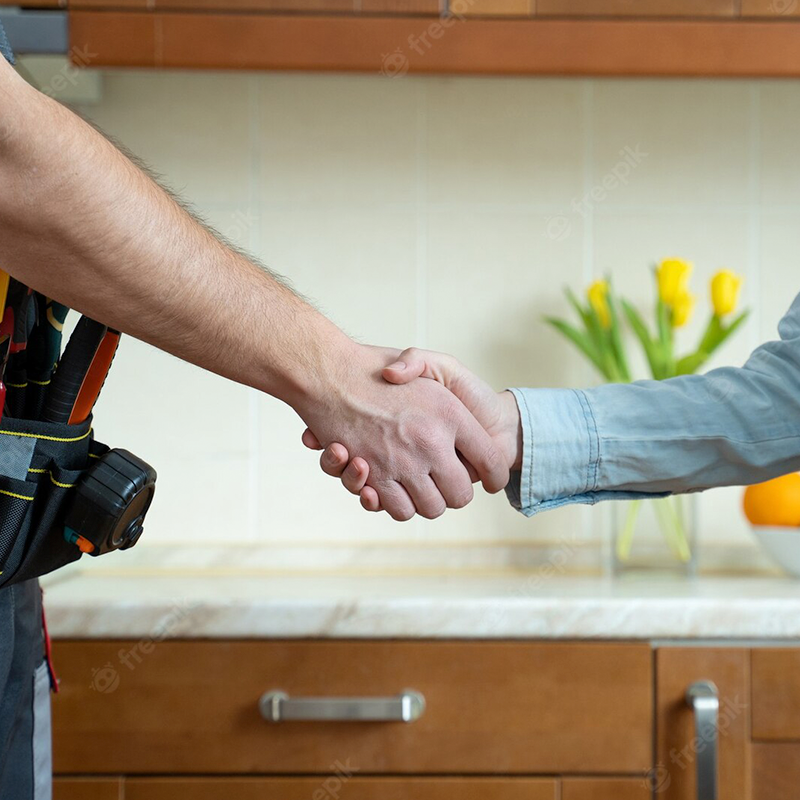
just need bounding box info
[0,20,15,64]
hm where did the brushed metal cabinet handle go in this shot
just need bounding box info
[259,689,426,723]
[686,680,720,800]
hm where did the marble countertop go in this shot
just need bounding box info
[40,568,800,641]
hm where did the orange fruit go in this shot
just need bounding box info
[743,473,800,527]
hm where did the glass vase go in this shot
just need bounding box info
[610,495,698,578]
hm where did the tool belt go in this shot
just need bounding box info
[0,283,156,589]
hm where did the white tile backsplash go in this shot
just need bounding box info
[592,80,753,209]
[84,72,254,205]
[425,77,586,207]
[258,73,421,206]
[75,71,799,561]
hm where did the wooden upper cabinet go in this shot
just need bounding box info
[537,0,737,16]
[743,0,800,16]
[64,8,800,76]
[52,640,652,775]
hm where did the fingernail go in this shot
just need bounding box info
[387,361,406,371]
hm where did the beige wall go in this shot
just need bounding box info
[68,71,798,562]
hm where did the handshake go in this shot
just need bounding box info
[297,344,522,521]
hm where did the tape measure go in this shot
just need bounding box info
[64,449,157,556]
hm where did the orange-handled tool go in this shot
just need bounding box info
[67,328,120,425]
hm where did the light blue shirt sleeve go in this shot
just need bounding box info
[506,292,800,516]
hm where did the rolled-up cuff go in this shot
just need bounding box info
[504,387,666,515]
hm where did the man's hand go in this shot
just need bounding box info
[298,344,510,521]
[302,348,522,514]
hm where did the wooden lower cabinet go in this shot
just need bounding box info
[656,648,751,800]
[52,640,652,775]
[122,778,558,800]
[751,649,800,739]
[50,639,800,798]
[751,743,800,800]
[54,778,652,799]
[52,779,121,800]
[561,778,651,799]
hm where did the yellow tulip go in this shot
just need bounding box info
[587,280,611,329]
[656,259,693,307]
[710,270,743,317]
[671,290,696,328]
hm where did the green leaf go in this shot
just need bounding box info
[677,310,749,376]
[675,350,710,376]
[656,299,675,378]
[584,305,622,382]
[622,300,664,380]
[543,317,611,380]
[697,315,724,355]
[606,284,631,383]
[713,310,750,353]
[565,287,592,330]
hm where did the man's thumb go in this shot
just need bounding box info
[382,349,433,385]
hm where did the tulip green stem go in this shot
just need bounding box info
[654,497,692,563]
[616,500,641,563]
[616,497,692,566]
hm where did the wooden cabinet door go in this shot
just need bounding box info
[751,743,800,800]
[52,640,651,775]
[751,649,800,800]
[124,778,558,799]
[53,779,122,800]
[561,778,650,799]
[655,648,751,800]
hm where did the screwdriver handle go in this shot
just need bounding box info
[68,328,120,425]
[42,317,107,424]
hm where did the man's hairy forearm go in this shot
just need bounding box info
[0,60,351,410]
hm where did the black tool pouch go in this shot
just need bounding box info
[0,416,108,589]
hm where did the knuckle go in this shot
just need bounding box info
[449,484,474,509]
[421,501,447,520]
[391,507,415,522]
[481,444,503,475]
